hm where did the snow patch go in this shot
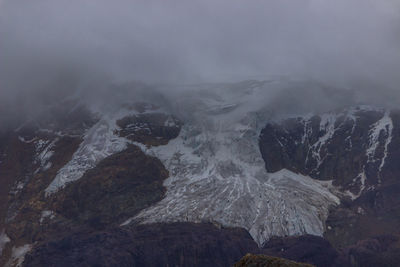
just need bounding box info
[0,230,10,256]
[39,210,55,224]
[5,244,32,267]
[9,181,26,195]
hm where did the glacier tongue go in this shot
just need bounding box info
[125,83,340,246]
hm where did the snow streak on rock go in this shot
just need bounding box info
[45,109,132,195]
[0,230,10,256]
[34,138,57,172]
[307,113,337,172]
[276,106,393,199]
[366,111,393,171]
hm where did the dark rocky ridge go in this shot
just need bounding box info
[116,113,182,147]
[24,223,352,267]
[23,223,258,267]
[234,254,315,267]
[0,101,97,266]
[49,145,168,228]
[259,108,387,188]
[2,142,171,266]
[262,235,347,266]
[24,226,400,267]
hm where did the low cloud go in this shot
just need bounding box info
[0,0,399,125]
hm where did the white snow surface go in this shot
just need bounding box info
[5,244,32,267]
[0,230,10,256]
[122,82,340,246]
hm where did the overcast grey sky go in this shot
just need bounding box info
[0,0,399,119]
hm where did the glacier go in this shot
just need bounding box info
[45,80,341,246]
[123,81,340,246]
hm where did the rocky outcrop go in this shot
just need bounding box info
[116,113,182,147]
[259,107,400,264]
[0,101,97,266]
[1,140,171,264]
[262,235,349,267]
[234,254,315,267]
[49,145,168,228]
[23,223,260,267]
[0,99,184,266]
[259,108,389,190]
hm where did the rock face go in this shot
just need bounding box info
[259,107,392,193]
[259,107,400,261]
[262,235,349,267]
[234,254,315,267]
[49,145,168,228]
[0,100,98,266]
[23,223,351,267]
[23,223,260,267]
[116,113,182,146]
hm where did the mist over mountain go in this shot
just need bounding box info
[1,0,400,126]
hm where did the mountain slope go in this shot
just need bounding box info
[0,80,399,266]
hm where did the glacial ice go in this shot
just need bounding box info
[124,82,340,246]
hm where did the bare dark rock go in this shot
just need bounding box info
[259,108,400,266]
[344,235,400,267]
[23,223,259,267]
[234,253,315,267]
[49,145,168,228]
[262,235,349,267]
[259,109,385,188]
[116,113,182,146]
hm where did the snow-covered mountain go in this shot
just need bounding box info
[1,80,400,266]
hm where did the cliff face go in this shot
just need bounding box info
[23,223,259,267]
[259,107,400,263]
[259,107,393,191]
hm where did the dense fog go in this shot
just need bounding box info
[1,0,399,125]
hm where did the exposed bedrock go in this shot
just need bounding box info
[116,113,182,146]
[22,221,400,267]
[24,223,355,267]
[23,223,259,267]
[259,107,400,256]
